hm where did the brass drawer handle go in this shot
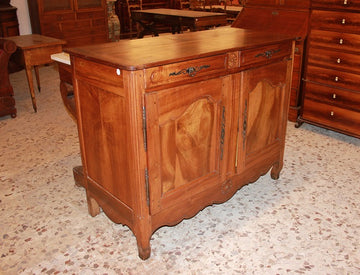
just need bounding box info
[330,111,334,116]
[339,38,344,44]
[342,18,346,24]
[169,65,210,77]
[255,49,281,59]
[337,58,341,64]
[333,93,337,99]
[335,76,339,82]
[344,0,348,5]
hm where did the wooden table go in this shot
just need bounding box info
[6,34,66,112]
[131,8,227,38]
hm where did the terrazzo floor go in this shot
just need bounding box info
[1,65,360,274]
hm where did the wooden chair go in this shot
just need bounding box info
[126,0,142,38]
[179,0,190,9]
[190,0,205,10]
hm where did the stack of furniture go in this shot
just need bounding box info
[0,0,19,38]
[0,38,17,118]
[232,0,310,122]
[297,0,360,138]
[27,0,109,48]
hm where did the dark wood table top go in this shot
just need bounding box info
[66,27,295,71]
[131,8,227,18]
[131,8,228,38]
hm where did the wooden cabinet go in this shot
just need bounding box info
[66,27,294,260]
[27,0,108,48]
[232,1,310,122]
[0,38,17,118]
[298,0,360,138]
[0,2,19,37]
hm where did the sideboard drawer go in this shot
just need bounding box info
[309,29,360,53]
[311,10,360,34]
[311,0,360,11]
[307,46,360,74]
[302,98,360,135]
[304,81,360,111]
[144,54,227,89]
[306,65,360,91]
[240,42,292,67]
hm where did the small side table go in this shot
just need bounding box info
[6,34,66,112]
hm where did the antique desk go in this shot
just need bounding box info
[66,27,295,259]
[131,8,227,38]
[6,34,66,112]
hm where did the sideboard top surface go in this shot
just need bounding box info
[65,27,295,70]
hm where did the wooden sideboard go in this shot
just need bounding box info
[297,0,360,138]
[27,0,109,48]
[232,0,310,122]
[66,27,294,259]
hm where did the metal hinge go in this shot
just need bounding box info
[142,106,147,152]
[144,168,149,206]
[219,105,225,160]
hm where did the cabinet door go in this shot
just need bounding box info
[145,77,232,214]
[237,59,291,172]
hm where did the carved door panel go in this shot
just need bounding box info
[237,59,291,171]
[145,77,231,214]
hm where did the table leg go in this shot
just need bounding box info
[34,65,41,92]
[24,65,37,112]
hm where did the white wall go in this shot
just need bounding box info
[11,0,32,35]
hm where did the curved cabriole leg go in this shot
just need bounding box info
[134,218,152,260]
[136,235,151,260]
[271,161,283,180]
[86,191,100,217]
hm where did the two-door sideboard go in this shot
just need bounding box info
[65,27,295,259]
